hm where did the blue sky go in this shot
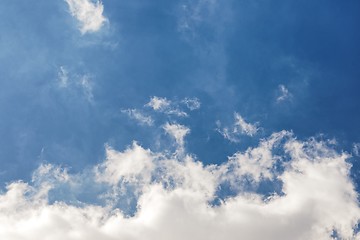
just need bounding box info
[0,0,360,239]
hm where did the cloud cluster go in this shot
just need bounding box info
[65,0,107,34]
[0,127,359,239]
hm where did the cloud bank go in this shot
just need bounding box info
[65,0,107,34]
[0,127,359,240]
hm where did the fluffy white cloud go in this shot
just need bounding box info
[0,129,359,239]
[65,0,107,34]
[217,112,259,142]
[225,131,290,183]
[145,96,171,111]
[95,143,154,186]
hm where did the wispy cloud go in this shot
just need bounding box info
[145,96,193,117]
[353,143,360,156]
[217,112,259,142]
[121,109,154,126]
[65,0,108,34]
[78,75,94,102]
[57,66,69,88]
[276,84,292,103]
[233,113,258,136]
[177,0,219,40]
[56,66,94,102]
[182,97,201,110]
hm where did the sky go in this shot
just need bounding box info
[0,0,360,239]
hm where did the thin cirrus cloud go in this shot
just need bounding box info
[0,126,359,239]
[56,66,94,102]
[64,0,108,34]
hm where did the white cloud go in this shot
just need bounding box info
[234,113,258,136]
[225,131,290,183]
[0,130,359,239]
[163,123,190,153]
[95,143,154,186]
[145,96,171,111]
[217,112,259,142]
[276,84,292,103]
[182,97,201,110]
[65,0,108,34]
[121,109,154,126]
[145,96,188,117]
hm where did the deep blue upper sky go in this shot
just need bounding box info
[0,0,359,187]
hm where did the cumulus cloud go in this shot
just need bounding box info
[65,0,108,34]
[0,129,359,239]
[217,112,259,142]
[1,129,360,239]
[95,143,154,186]
[121,109,154,126]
